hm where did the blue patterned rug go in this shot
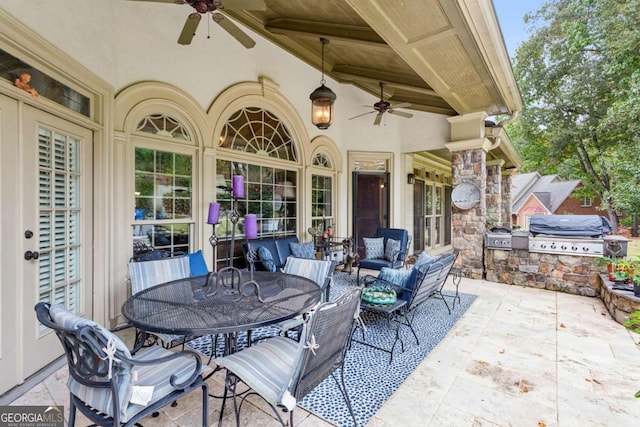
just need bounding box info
[187,272,476,427]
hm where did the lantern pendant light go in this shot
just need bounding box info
[309,38,336,130]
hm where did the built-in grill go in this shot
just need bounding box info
[485,227,512,250]
[527,215,612,257]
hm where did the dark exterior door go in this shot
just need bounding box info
[352,171,390,259]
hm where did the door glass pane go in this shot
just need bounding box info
[37,127,82,313]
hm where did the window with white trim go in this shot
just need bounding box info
[580,196,592,207]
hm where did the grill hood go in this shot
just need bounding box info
[529,215,611,237]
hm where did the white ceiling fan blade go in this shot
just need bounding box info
[374,112,384,126]
[213,13,256,48]
[388,110,413,119]
[219,0,267,10]
[390,102,411,109]
[178,13,201,45]
[349,110,376,120]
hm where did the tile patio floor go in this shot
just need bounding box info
[7,275,640,426]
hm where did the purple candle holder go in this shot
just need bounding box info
[232,175,245,199]
[207,202,220,224]
[245,214,258,239]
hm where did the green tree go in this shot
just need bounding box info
[511,0,640,232]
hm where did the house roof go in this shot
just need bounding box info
[512,174,581,213]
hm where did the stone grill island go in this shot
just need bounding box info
[484,215,639,324]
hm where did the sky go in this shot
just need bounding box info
[493,0,547,57]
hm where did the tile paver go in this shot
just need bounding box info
[8,276,640,426]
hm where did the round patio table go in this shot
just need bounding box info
[121,270,321,340]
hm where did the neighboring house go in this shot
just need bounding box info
[511,172,602,229]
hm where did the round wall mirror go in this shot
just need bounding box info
[451,183,481,210]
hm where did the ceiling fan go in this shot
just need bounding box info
[349,82,413,126]
[129,0,266,48]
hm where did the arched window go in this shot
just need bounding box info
[136,113,191,141]
[216,107,299,268]
[219,108,297,161]
[133,113,194,254]
[312,153,332,168]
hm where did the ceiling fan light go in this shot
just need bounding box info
[310,84,336,130]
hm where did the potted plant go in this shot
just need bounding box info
[612,270,630,285]
[632,274,640,297]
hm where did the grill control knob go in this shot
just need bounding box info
[583,246,590,252]
[550,243,557,249]
[540,243,547,249]
[572,245,578,251]
[561,245,567,250]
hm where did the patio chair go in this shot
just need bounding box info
[127,256,192,350]
[355,250,458,362]
[216,286,363,427]
[356,227,409,283]
[34,302,208,427]
[273,256,335,338]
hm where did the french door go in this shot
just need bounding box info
[352,171,390,259]
[0,94,93,393]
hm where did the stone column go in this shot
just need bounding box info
[486,159,504,228]
[446,112,491,280]
[501,169,514,227]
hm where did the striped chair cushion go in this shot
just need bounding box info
[282,257,332,288]
[68,346,202,422]
[49,305,133,420]
[216,336,300,409]
[128,256,191,345]
[128,256,191,295]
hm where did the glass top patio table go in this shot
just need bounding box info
[121,271,322,337]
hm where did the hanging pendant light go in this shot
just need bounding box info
[309,38,336,130]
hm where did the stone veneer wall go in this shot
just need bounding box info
[485,162,502,228]
[501,173,512,226]
[600,275,640,324]
[485,248,602,296]
[451,149,486,279]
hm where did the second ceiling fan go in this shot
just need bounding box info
[349,82,413,126]
[129,0,265,48]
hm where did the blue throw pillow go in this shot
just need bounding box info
[384,238,401,262]
[363,237,385,259]
[257,247,277,272]
[187,250,209,276]
[414,251,436,270]
[289,242,316,259]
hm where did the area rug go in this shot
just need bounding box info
[187,272,477,427]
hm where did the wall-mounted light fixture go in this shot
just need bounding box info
[407,173,415,184]
[309,38,336,130]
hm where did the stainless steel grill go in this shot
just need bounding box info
[528,235,604,257]
[485,232,512,250]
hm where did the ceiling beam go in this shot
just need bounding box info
[331,65,439,97]
[265,18,387,47]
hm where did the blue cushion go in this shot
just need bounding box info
[289,242,316,259]
[358,258,397,271]
[384,239,401,262]
[414,251,436,269]
[363,237,385,259]
[375,267,411,296]
[258,247,277,272]
[187,250,209,276]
